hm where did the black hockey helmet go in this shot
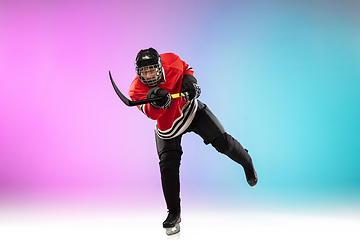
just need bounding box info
[135,48,163,87]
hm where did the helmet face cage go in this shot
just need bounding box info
[135,48,163,87]
[136,62,162,87]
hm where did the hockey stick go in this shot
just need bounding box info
[109,71,189,107]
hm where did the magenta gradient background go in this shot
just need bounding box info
[1,0,173,204]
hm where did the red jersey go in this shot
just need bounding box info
[129,53,198,139]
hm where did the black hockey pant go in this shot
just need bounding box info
[155,100,253,212]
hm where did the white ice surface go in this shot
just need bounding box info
[0,204,358,240]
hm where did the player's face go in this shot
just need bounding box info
[140,65,158,81]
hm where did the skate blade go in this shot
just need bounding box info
[165,223,180,236]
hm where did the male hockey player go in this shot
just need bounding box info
[128,48,257,235]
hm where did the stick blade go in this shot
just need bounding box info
[109,71,135,106]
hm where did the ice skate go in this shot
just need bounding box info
[163,211,181,236]
[244,162,258,188]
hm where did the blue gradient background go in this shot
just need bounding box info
[1,0,359,212]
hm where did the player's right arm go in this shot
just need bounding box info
[129,79,167,120]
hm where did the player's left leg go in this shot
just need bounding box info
[211,133,257,186]
[189,100,257,186]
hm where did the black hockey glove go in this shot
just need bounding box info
[146,87,172,109]
[181,74,201,101]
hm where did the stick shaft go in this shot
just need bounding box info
[109,71,188,107]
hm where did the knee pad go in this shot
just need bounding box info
[159,150,181,173]
[210,133,233,155]
[211,133,252,167]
